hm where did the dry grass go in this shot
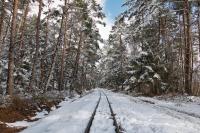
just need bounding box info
[0,123,25,133]
[0,96,62,133]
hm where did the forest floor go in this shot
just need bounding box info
[2,89,200,133]
[0,95,64,133]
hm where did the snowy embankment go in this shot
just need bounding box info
[17,89,200,133]
[138,96,200,119]
[104,90,200,133]
[6,110,49,128]
[21,90,100,133]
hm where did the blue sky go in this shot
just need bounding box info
[31,0,124,41]
[96,0,126,40]
[104,0,125,22]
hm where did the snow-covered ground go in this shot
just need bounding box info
[90,94,115,133]
[105,90,200,133]
[21,90,100,133]
[6,110,48,128]
[138,96,200,119]
[18,89,200,133]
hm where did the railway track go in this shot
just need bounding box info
[84,92,102,133]
[138,98,200,119]
[102,91,123,133]
[84,91,123,133]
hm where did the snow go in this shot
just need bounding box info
[16,89,200,133]
[153,73,161,80]
[31,110,49,120]
[130,76,136,82]
[90,94,115,133]
[21,91,100,133]
[6,110,49,128]
[104,90,200,133]
[145,66,154,72]
[127,70,135,74]
[139,51,148,56]
[7,121,33,128]
[187,96,200,103]
[138,96,200,119]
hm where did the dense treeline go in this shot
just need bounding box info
[100,0,200,96]
[1,0,200,98]
[0,0,104,97]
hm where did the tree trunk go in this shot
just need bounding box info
[0,0,6,57]
[70,31,83,92]
[0,0,6,53]
[119,34,124,91]
[198,10,200,56]
[179,14,184,93]
[19,2,29,50]
[59,17,68,91]
[59,0,69,90]
[29,0,42,91]
[16,2,30,66]
[80,61,85,90]
[7,0,19,96]
[0,15,10,58]
[40,1,51,90]
[44,6,66,92]
[184,0,192,95]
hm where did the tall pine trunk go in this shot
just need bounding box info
[44,6,66,92]
[179,14,184,93]
[29,0,42,91]
[16,2,30,66]
[59,17,68,91]
[70,31,83,93]
[0,16,11,57]
[40,0,51,90]
[19,2,29,50]
[198,9,200,56]
[0,0,6,53]
[7,0,19,96]
[184,0,192,95]
[0,0,5,38]
[58,0,68,91]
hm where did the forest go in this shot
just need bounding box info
[100,0,200,96]
[0,0,200,132]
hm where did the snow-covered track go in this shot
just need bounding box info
[20,90,102,133]
[102,91,123,133]
[84,92,102,133]
[104,90,200,133]
[71,90,95,103]
[138,98,200,120]
[159,105,200,120]
[19,89,200,133]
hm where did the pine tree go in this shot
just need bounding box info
[7,0,19,96]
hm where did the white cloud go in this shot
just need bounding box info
[96,0,113,41]
[97,18,112,41]
[30,0,113,42]
[97,18,112,49]
[95,0,106,6]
